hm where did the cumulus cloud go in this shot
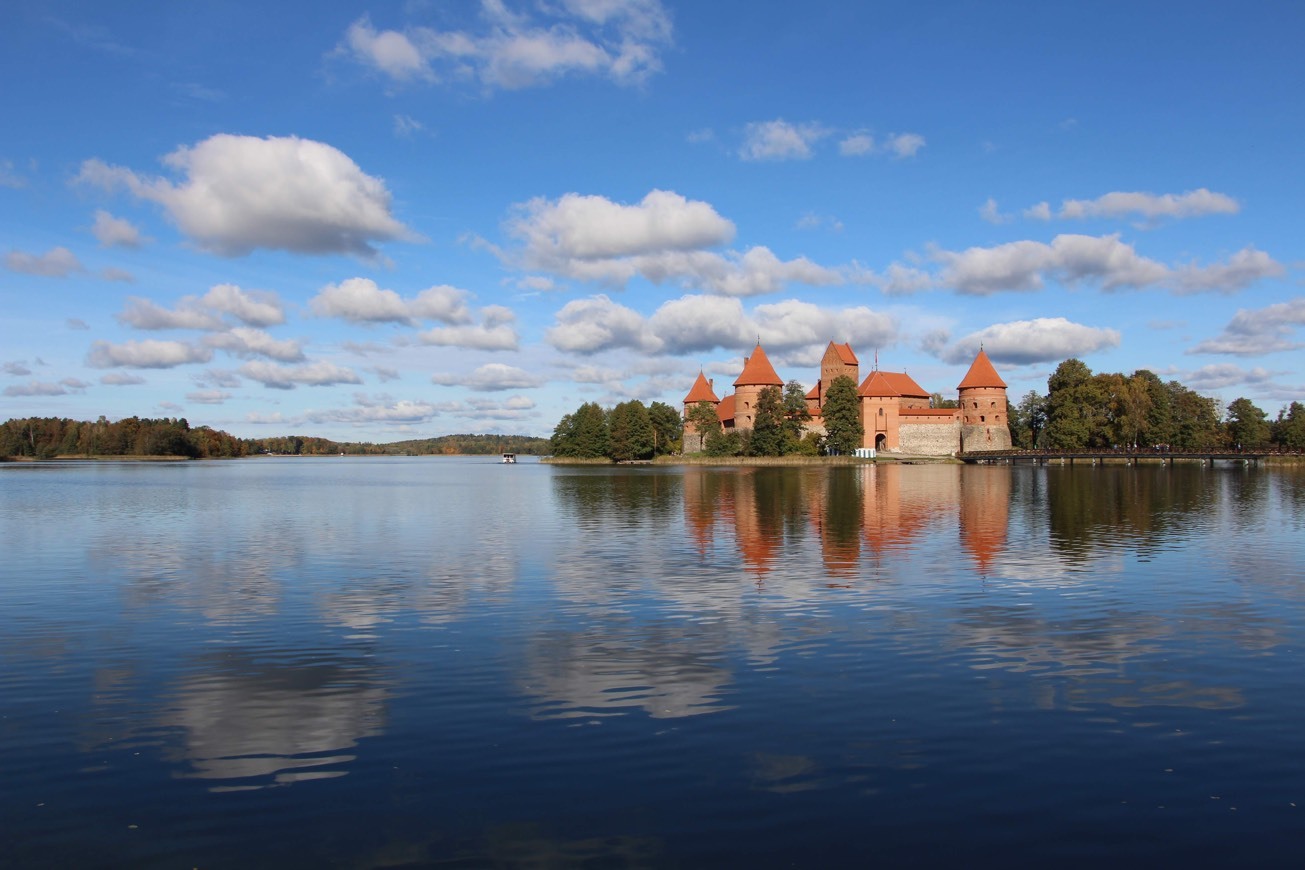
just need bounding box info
[431,363,545,391]
[310,278,473,326]
[739,120,829,161]
[978,198,1013,225]
[86,339,213,369]
[195,369,243,389]
[938,318,1122,365]
[884,132,926,158]
[101,267,135,282]
[101,372,147,386]
[4,380,75,397]
[186,390,232,404]
[117,296,226,331]
[75,134,411,257]
[546,295,660,354]
[838,133,874,156]
[1184,363,1281,392]
[201,284,286,327]
[751,299,898,364]
[645,295,749,355]
[1172,247,1284,295]
[205,327,306,362]
[238,360,363,390]
[306,394,441,425]
[5,246,83,276]
[1028,188,1240,222]
[92,209,145,247]
[1188,296,1305,356]
[419,305,519,350]
[506,189,847,296]
[338,1,672,90]
[3,361,33,376]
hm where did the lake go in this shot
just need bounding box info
[2,457,1303,867]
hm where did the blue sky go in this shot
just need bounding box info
[2,0,1302,441]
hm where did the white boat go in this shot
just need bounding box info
[501,453,517,464]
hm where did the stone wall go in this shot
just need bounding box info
[897,421,960,456]
[961,424,1012,452]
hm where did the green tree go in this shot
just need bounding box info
[685,400,721,453]
[551,401,610,458]
[1044,359,1103,449]
[647,401,683,456]
[1009,390,1047,449]
[823,375,863,455]
[781,380,812,453]
[1273,402,1305,449]
[1225,397,1270,448]
[607,400,655,461]
[747,386,785,456]
[704,428,742,456]
[930,392,958,409]
[1169,382,1221,448]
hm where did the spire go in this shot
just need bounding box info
[733,343,783,387]
[684,370,720,404]
[957,348,1007,390]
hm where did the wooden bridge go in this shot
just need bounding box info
[957,448,1298,466]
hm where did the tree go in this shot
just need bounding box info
[608,400,655,461]
[647,401,683,456]
[685,401,721,453]
[1044,359,1101,449]
[781,380,812,453]
[1009,391,1047,449]
[551,401,609,458]
[747,386,785,456]
[1169,382,1221,448]
[823,375,863,455]
[1273,402,1305,449]
[930,392,958,409]
[1225,397,1270,448]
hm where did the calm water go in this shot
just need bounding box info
[2,458,1303,867]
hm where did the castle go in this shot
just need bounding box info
[682,342,1012,456]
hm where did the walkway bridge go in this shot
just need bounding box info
[957,448,1299,466]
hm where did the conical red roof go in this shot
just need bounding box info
[683,371,720,404]
[957,348,1006,389]
[733,344,783,387]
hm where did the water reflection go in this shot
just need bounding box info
[165,648,387,790]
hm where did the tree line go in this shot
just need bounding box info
[1007,359,1304,451]
[550,400,684,460]
[1,417,553,460]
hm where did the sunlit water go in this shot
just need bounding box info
[2,458,1303,867]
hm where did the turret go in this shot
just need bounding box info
[956,348,1011,451]
[682,371,720,452]
[731,344,783,430]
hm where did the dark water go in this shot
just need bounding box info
[2,458,1303,867]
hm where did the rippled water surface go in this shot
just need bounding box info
[2,458,1303,867]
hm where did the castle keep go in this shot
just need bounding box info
[683,342,1011,455]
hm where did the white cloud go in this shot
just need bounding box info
[205,328,306,362]
[419,306,520,350]
[646,295,749,354]
[0,159,27,188]
[5,246,83,276]
[431,363,546,391]
[200,284,286,327]
[546,295,660,354]
[978,198,1012,225]
[117,296,225,331]
[67,318,91,330]
[752,300,898,363]
[101,372,146,386]
[393,114,425,137]
[195,369,243,388]
[310,278,473,325]
[101,267,135,283]
[1054,188,1240,221]
[1023,202,1052,221]
[4,381,71,397]
[86,339,213,369]
[92,209,145,247]
[76,134,411,257]
[939,318,1122,365]
[511,189,734,262]
[739,120,828,161]
[3,361,33,376]
[884,132,926,158]
[1188,296,1305,356]
[339,1,672,90]
[238,360,363,390]
[186,390,232,404]
[936,234,1168,295]
[1173,247,1284,295]
[1184,363,1280,392]
[305,394,440,425]
[838,133,874,156]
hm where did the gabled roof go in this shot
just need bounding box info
[683,371,720,404]
[858,370,929,398]
[717,394,735,423]
[733,344,783,387]
[804,383,820,399]
[829,341,858,365]
[957,348,1007,389]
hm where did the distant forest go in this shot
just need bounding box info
[0,416,549,460]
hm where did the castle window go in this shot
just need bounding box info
[972,401,978,409]
[878,407,884,416]
[990,401,996,408]
[980,415,986,422]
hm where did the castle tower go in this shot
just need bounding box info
[682,371,720,452]
[817,342,859,409]
[731,343,783,430]
[957,348,1012,451]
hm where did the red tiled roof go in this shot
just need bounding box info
[858,370,901,397]
[881,371,929,398]
[717,394,736,423]
[832,342,858,365]
[733,344,783,387]
[683,371,720,404]
[805,383,820,399]
[957,348,1007,389]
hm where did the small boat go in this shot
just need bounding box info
[501,453,517,464]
